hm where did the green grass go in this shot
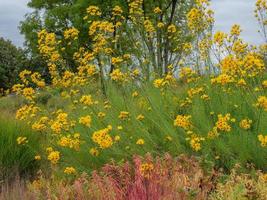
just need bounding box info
[38,78,267,173]
[0,115,41,181]
[1,75,266,176]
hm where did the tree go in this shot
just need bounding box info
[20,0,195,78]
[0,38,28,90]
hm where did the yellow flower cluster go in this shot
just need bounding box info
[215,114,232,132]
[140,163,154,178]
[179,67,197,83]
[187,1,214,34]
[144,19,155,35]
[111,57,124,65]
[211,74,234,85]
[79,115,92,127]
[174,115,192,130]
[92,126,113,149]
[110,69,127,82]
[16,105,39,120]
[187,87,204,98]
[58,133,81,151]
[167,24,177,34]
[258,134,267,147]
[64,167,76,175]
[64,28,79,40]
[136,114,145,121]
[230,24,241,36]
[239,119,252,130]
[213,31,227,46]
[119,111,130,120]
[187,133,204,152]
[50,112,70,134]
[187,8,203,32]
[22,87,35,101]
[112,5,123,17]
[38,30,61,63]
[154,7,162,14]
[17,137,28,145]
[47,150,60,164]
[136,138,145,145]
[256,96,267,111]
[153,73,175,89]
[86,6,101,16]
[32,117,49,132]
[129,0,143,20]
[89,147,99,156]
[80,95,94,106]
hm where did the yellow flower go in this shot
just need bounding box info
[154,7,162,14]
[144,19,155,34]
[166,135,173,141]
[189,134,204,151]
[97,112,106,118]
[174,115,192,130]
[208,127,219,139]
[136,138,145,145]
[258,134,267,147]
[213,31,227,46]
[262,80,267,88]
[140,163,154,178]
[256,96,267,111]
[22,87,35,100]
[89,147,99,156]
[64,27,79,40]
[167,24,176,33]
[153,78,164,88]
[112,6,123,16]
[79,115,92,127]
[132,91,139,97]
[114,135,121,141]
[239,119,252,130]
[51,121,62,134]
[111,57,123,65]
[34,155,41,160]
[157,22,165,28]
[47,151,60,164]
[110,69,126,82]
[119,111,129,120]
[17,136,28,145]
[211,74,234,85]
[215,114,232,132]
[132,69,140,77]
[46,147,53,153]
[230,24,241,36]
[92,127,113,149]
[86,6,101,16]
[80,95,94,106]
[136,114,145,121]
[64,167,76,175]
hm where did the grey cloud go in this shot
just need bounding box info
[0,0,30,47]
[211,0,263,44]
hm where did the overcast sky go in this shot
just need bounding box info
[0,0,264,47]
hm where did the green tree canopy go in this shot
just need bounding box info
[20,0,195,77]
[0,38,28,90]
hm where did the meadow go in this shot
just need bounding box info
[0,0,267,199]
